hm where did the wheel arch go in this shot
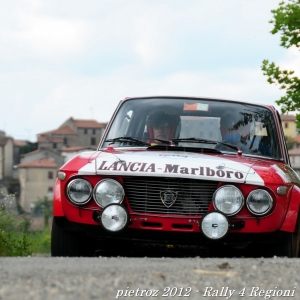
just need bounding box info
[280,185,300,232]
[53,179,65,216]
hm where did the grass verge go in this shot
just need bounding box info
[0,208,51,256]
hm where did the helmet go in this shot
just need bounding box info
[146,111,180,140]
[146,111,173,127]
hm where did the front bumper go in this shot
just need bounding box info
[55,216,286,247]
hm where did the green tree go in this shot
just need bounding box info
[32,196,53,230]
[262,0,300,128]
[20,142,38,155]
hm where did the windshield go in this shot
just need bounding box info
[101,97,282,159]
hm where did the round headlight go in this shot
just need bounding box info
[93,179,125,208]
[67,179,92,205]
[101,204,129,232]
[201,211,229,240]
[246,189,273,215]
[213,185,244,216]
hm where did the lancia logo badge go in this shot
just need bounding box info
[160,190,178,208]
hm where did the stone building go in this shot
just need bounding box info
[20,147,64,167]
[289,148,300,176]
[37,117,107,150]
[18,158,58,212]
[16,117,107,212]
[281,114,297,140]
[0,130,14,180]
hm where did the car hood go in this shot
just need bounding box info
[73,149,290,186]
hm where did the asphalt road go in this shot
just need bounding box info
[0,255,299,300]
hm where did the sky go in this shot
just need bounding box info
[0,0,298,142]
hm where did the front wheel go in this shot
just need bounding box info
[275,214,300,258]
[51,217,93,257]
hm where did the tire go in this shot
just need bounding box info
[275,233,293,257]
[275,213,300,258]
[51,217,92,257]
[293,213,300,257]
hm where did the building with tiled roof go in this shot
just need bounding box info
[20,148,64,167]
[281,115,296,122]
[15,117,108,211]
[18,158,59,212]
[38,126,77,136]
[17,157,58,168]
[280,114,297,139]
[73,119,105,129]
[37,117,107,150]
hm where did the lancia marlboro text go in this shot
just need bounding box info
[76,151,265,185]
[98,160,244,179]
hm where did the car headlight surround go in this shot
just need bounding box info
[93,179,125,208]
[213,185,244,216]
[67,178,92,205]
[246,189,273,216]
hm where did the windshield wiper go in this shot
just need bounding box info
[172,137,242,153]
[172,137,216,144]
[105,137,150,146]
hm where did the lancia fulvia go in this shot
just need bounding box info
[51,96,300,257]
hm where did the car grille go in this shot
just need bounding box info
[123,177,218,215]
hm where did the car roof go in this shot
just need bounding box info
[122,96,275,110]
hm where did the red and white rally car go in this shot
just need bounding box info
[51,96,300,257]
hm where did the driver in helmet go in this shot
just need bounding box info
[146,111,178,144]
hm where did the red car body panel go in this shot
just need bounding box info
[53,179,64,216]
[54,148,299,233]
[280,185,300,232]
